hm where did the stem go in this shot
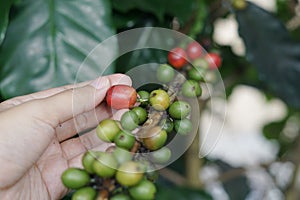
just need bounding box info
[185,99,206,188]
[159,168,187,186]
[96,189,109,200]
[286,165,300,200]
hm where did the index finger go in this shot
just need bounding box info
[0,74,132,112]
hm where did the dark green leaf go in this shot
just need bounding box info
[115,27,174,74]
[263,119,287,140]
[215,160,250,200]
[0,0,13,45]
[188,0,208,39]
[276,0,294,22]
[156,183,213,200]
[236,2,300,109]
[0,0,116,99]
[111,0,196,23]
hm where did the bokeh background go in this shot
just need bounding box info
[1,0,300,199]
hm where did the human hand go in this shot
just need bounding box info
[0,74,131,200]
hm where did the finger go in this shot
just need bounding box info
[55,102,111,142]
[61,132,113,161]
[35,74,132,128]
[0,73,132,112]
[0,81,91,112]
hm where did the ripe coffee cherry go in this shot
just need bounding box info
[106,85,137,109]
[141,126,167,151]
[149,89,170,111]
[82,151,96,174]
[96,119,120,142]
[174,118,193,135]
[129,179,157,200]
[114,130,136,150]
[113,147,133,165]
[61,168,90,189]
[121,110,139,131]
[181,80,202,97]
[186,41,203,60]
[111,194,131,200]
[168,101,191,119]
[205,52,222,69]
[156,64,175,83]
[151,147,172,164]
[116,161,145,187]
[137,90,150,107]
[71,187,97,200]
[132,107,148,124]
[168,47,188,69]
[92,152,118,178]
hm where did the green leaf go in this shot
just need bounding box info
[236,2,300,109]
[115,27,173,74]
[156,183,213,200]
[188,0,208,39]
[263,119,287,140]
[216,160,250,200]
[0,0,116,99]
[111,0,196,23]
[0,0,13,45]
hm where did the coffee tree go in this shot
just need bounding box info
[1,0,300,199]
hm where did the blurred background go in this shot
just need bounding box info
[1,0,300,199]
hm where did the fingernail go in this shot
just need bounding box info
[90,76,110,90]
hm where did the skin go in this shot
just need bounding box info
[0,74,132,200]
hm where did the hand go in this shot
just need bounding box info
[0,74,131,200]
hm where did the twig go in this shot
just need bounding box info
[159,167,187,186]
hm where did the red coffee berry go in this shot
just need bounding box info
[168,47,188,69]
[106,85,137,109]
[205,52,222,69]
[186,41,203,60]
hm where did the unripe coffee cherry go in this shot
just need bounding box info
[121,110,139,131]
[141,126,167,151]
[116,161,145,187]
[92,152,117,178]
[181,80,202,97]
[129,179,157,200]
[168,101,191,119]
[174,118,193,135]
[82,151,96,174]
[61,168,90,189]
[149,89,170,111]
[157,64,175,83]
[96,119,120,142]
[114,130,136,150]
[71,187,97,200]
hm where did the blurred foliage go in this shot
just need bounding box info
[156,182,213,200]
[1,0,300,199]
[236,2,300,109]
[215,160,250,200]
[111,0,196,24]
[0,0,13,45]
[0,0,116,99]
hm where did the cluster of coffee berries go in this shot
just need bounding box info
[61,41,222,200]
